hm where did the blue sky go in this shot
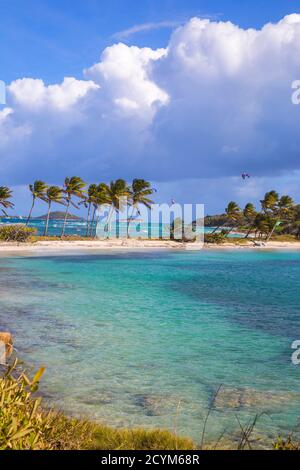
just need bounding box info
[1,0,300,84]
[1,1,300,216]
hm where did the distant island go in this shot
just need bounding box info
[33,211,85,221]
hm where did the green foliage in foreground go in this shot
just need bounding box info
[0,361,194,450]
[0,225,36,242]
[91,427,195,451]
[273,436,300,450]
[3,360,300,450]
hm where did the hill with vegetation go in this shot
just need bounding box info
[34,211,84,221]
[204,214,228,227]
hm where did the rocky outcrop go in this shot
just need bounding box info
[0,332,13,364]
[213,386,293,411]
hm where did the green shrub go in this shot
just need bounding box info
[0,360,46,449]
[204,232,227,244]
[0,360,101,450]
[0,224,36,242]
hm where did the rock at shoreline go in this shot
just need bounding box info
[0,332,13,363]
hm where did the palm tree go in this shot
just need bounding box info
[265,195,294,242]
[0,186,14,216]
[44,186,66,236]
[278,195,294,220]
[61,177,86,237]
[243,203,257,238]
[211,216,227,234]
[211,202,240,235]
[260,191,279,215]
[287,203,300,237]
[82,184,98,237]
[127,179,155,237]
[27,181,48,225]
[90,183,111,237]
[104,179,130,238]
[224,201,241,235]
[254,213,272,238]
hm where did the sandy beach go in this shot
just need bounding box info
[0,239,300,255]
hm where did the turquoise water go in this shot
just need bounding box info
[0,218,180,238]
[0,218,235,239]
[0,250,300,446]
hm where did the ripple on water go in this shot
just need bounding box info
[0,250,300,443]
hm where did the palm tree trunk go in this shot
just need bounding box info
[127,206,135,238]
[245,225,254,239]
[90,205,97,237]
[211,221,228,234]
[266,221,280,243]
[225,226,236,237]
[61,199,70,238]
[44,202,52,237]
[106,206,114,239]
[26,198,35,226]
[86,203,91,237]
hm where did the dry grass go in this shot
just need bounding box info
[90,426,195,451]
[29,235,95,242]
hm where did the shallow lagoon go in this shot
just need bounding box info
[0,250,300,445]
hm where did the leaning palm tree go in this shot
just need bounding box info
[278,195,294,220]
[44,186,66,236]
[254,213,272,238]
[82,184,98,237]
[243,203,257,238]
[127,179,155,237]
[212,201,241,234]
[104,179,131,238]
[0,186,14,216]
[211,216,228,234]
[27,181,48,225]
[260,191,279,215]
[61,177,86,237]
[90,183,111,237]
[265,194,294,242]
[278,195,296,235]
[225,201,241,235]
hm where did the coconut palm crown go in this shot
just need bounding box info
[103,179,131,237]
[0,186,14,216]
[61,177,86,237]
[225,201,241,222]
[27,181,48,225]
[127,179,155,237]
[44,186,66,236]
[260,191,279,214]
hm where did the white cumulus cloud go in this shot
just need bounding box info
[0,14,300,199]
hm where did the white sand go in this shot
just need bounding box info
[0,239,299,256]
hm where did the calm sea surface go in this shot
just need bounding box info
[0,218,238,239]
[0,218,175,238]
[0,250,300,445]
